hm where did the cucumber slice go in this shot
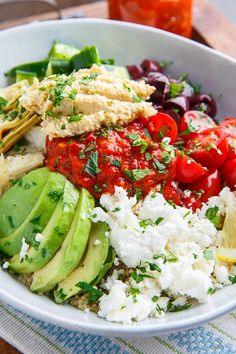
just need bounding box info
[16,70,36,84]
[48,42,80,60]
[0,171,66,256]
[9,180,79,274]
[0,168,50,238]
[5,60,49,80]
[30,188,95,293]
[46,60,71,76]
[103,65,131,79]
[71,45,101,70]
[54,222,109,303]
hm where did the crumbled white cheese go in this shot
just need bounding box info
[20,237,29,260]
[35,233,43,243]
[93,186,236,324]
[84,308,90,313]
[2,262,9,269]
[94,239,101,246]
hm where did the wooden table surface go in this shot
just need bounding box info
[0,0,236,353]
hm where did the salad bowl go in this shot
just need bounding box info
[0,18,236,337]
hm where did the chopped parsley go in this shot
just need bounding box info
[167,302,192,312]
[229,275,236,284]
[155,217,164,225]
[159,60,173,69]
[76,281,103,303]
[84,151,100,177]
[111,159,121,167]
[126,133,139,141]
[153,252,177,263]
[139,219,152,228]
[68,113,83,122]
[143,128,151,139]
[152,158,166,173]
[205,206,221,229]
[123,83,131,92]
[152,295,159,303]
[207,287,216,295]
[80,73,98,85]
[131,271,154,283]
[179,119,198,136]
[48,190,63,202]
[130,287,140,303]
[169,82,184,98]
[30,215,41,225]
[132,138,148,153]
[132,95,143,103]
[124,169,151,182]
[148,263,161,272]
[145,152,153,161]
[51,74,75,107]
[55,288,67,301]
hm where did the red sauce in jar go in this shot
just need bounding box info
[46,119,177,199]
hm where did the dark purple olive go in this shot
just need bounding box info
[127,65,144,80]
[141,59,162,74]
[164,109,181,126]
[191,94,217,118]
[163,96,190,117]
[145,72,170,105]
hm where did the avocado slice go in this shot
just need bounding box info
[54,221,109,303]
[48,42,80,61]
[103,65,131,79]
[9,180,79,274]
[0,171,66,256]
[94,246,116,286]
[0,168,50,238]
[30,188,95,293]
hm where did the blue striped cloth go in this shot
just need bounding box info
[0,300,235,353]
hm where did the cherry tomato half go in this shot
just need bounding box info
[179,110,216,141]
[186,127,228,169]
[220,118,236,159]
[144,112,178,144]
[221,159,236,190]
[175,152,208,183]
[163,185,182,206]
[186,169,221,203]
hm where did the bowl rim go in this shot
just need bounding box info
[0,18,236,336]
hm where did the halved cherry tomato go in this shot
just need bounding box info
[186,169,221,203]
[220,118,236,159]
[144,112,178,144]
[221,159,236,190]
[163,185,182,206]
[179,111,216,141]
[186,127,228,168]
[175,152,208,183]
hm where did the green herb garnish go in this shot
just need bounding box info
[84,151,100,177]
[76,281,103,303]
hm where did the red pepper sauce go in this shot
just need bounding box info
[46,119,177,199]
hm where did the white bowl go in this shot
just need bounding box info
[0,19,236,337]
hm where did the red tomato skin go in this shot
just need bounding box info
[163,185,182,206]
[185,169,221,203]
[182,193,203,212]
[144,112,178,144]
[220,118,236,160]
[179,110,216,141]
[186,127,228,169]
[175,152,208,183]
[221,159,236,190]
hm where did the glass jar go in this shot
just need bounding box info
[108,0,192,38]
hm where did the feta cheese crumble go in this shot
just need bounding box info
[90,186,236,324]
[20,237,30,260]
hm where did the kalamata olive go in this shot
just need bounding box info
[163,96,190,117]
[164,109,181,126]
[145,72,170,105]
[191,94,217,118]
[141,59,162,74]
[127,65,144,80]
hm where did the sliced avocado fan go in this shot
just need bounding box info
[9,180,79,274]
[54,221,109,304]
[0,167,49,238]
[30,188,95,293]
[0,170,66,256]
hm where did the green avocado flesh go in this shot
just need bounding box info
[0,168,50,238]
[9,180,79,274]
[0,171,66,256]
[30,188,95,293]
[54,221,109,303]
